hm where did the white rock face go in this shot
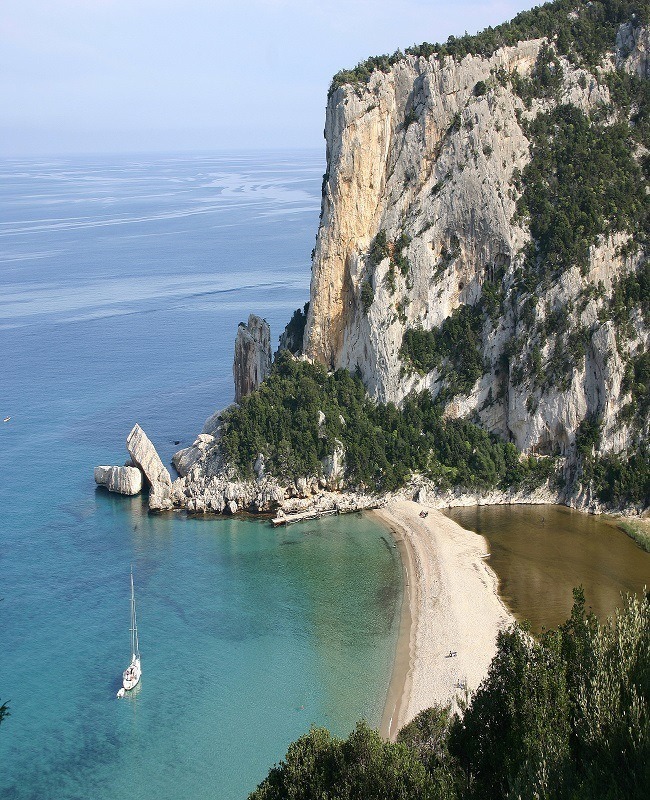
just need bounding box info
[94,465,143,496]
[321,440,346,489]
[303,33,648,470]
[616,21,650,78]
[233,314,271,403]
[305,41,546,385]
[126,423,173,510]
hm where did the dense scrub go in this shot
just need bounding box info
[399,268,506,399]
[400,305,484,397]
[220,353,554,492]
[250,590,650,799]
[576,414,650,506]
[517,105,648,277]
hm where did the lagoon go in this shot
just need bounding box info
[445,504,650,631]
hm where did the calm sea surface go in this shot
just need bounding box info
[0,152,402,799]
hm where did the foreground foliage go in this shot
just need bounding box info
[220,353,554,493]
[250,590,650,799]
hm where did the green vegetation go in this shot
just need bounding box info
[577,414,650,507]
[609,262,650,330]
[329,2,650,96]
[220,353,555,493]
[400,305,484,397]
[400,266,506,399]
[365,229,412,297]
[280,302,309,354]
[618,518,650,552]
[604,67,650,147]
[473,80,487,97]
[249,723,434,800]
[394,232,411,276]
[584,446,650,508]
[250,590,650,799]
[622,350,650,422]
[368,229,411,274]
[512,42,564,104]
[368,229,390,266]
[517,104,647,277]
[360,279,374,312]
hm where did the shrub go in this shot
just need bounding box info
[474,80,488,97]
[361,280,374,312]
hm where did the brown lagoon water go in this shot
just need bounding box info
[444,505,650,632]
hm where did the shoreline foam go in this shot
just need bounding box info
[374,499,514,741]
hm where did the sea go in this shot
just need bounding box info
[0,152,403,799]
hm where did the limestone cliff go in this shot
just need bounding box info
[233,314,272,403]
[304,8,649,507]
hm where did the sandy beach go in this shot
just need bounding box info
[375,499,514,741]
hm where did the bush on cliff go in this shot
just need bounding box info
[517,104,648,278]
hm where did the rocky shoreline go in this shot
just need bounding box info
[95,417,645,520]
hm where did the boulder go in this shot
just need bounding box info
[94,465,143,496]
[172,433,215,477]
[201,409,227,435]
[126,423,173,510]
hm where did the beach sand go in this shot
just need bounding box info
[375,499,514,741]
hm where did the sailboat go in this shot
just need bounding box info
[117,567,141,698]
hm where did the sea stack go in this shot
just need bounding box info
[233,314,271,403]
[126,423,173,510]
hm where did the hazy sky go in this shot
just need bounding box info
[2,0,540,155]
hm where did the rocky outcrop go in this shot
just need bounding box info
[303,24,648,481]
[233,315,271,403]
[172,433,217,477]
[94,465,143,496]
[126,423,173,510]
[616,21,650,78]
[321,440,346,490]
[277,303,309,356]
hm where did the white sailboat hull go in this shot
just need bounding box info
[122,656,141,691]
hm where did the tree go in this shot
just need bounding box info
[249,722,438,799]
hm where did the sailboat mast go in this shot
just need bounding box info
[133,578,139,659]
[130,567,139,660]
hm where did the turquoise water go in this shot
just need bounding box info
[0,153,402,799]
